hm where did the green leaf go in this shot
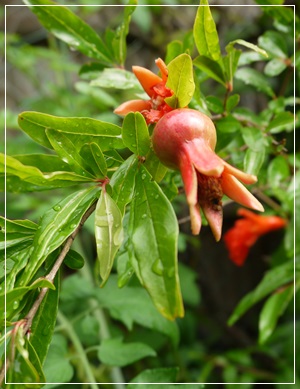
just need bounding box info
[17,186,99,287]
[165,40,183,64]
[216,115,242,133]
[95,189,124,285]
[46,129,95,178]
[95,274,179,347]
[0,217,37,251]
[228,261,295,326]
[235,67,275,97]
[144,150,168,183]
[165,54,195,108]
[129,367,179,386]
[264,58,287,77]
[128,166,184,320]
[266,112,294,134]
[110,154,139,214]
[90,68,142,90]
[267,155,290,190]
[226,39,268,58]
[226,94,240,112]
[64,249,85,270]
[193,56,226,87]
[111,1,136,66]
[98,336,156,367]
[23,0,113,65]
[258,30,288,59]
[193,0,222,61]
[43,334,74,384]
[1,154,93,192]
[241,127,267,152]
[80,142,107,178]
[122,112,151,156]
[205,96,224,114]
[259,284,294,345]
[18,112,123,152]
[11,154,72,173]
[30,274,60,365]
[244,148,265,176]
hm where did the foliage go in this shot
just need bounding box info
[1,0,298,386]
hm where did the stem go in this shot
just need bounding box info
[57,310,98,389]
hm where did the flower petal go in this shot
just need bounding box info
[201,202,223,241]
[155,58,168,82]
[114,100,152,116]
[189,204,202,235]
[184,139,224,177]
[132,66,162,98]
[221,173,264,212]
[223,160,257,184]
[178,149,198,207]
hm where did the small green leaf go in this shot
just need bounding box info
[23,0,113,65]
[235,67,275,97]
[193,0,222,61]
[244,148,265,176]
[46,129,94,178]
[90,68,142,90]
[267,155,290,190]
[264,58,287,77]
[64,249,85,270]
[193,56,226,87]
[144,150,168,183]
[266,112,294,134]
[241,127,267,152]
[228,261,295,326]
[226,94,240,112]
[259,284,294,345]
[216,115,242,133]
[95,189,124,285]
[122,112,151,156]
[226,39,268,58]
[110,154,139,214]
[165,54,195,108]
[223,47,242,86]
[18,112,123,152]
[80,142,107,178]
[98,337,156,367]
[129,367,179,386]
[165,40,183,64]
[128,166,184,320]
[206,96,224,114]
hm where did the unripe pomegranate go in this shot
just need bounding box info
[151,108,264,240]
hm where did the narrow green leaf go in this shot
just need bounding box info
[23,0,113,64]
[226,94,240,112]
[267,155,290,190]
[90,68,142,90]
[267,111,294,134]
[228,261,295,326]
[193,55,226,87]
[12,154,72,173]
[122,112,151,156]
[17,186,99,287]
[226,39,268,58]
[18,112,123,152]
[111,1,136,66]
[128,166,184,320]
[110,154,139,214]
[259,284,294,345]
[80,142,107,178]
[244,148,265,176]
[144,150,168,183]
[235,67,275,97]
[46,129,95,178]
[165,54,195,108]
[129,367,179,385]
[223,47,242,86]
[98,337,156,367]
[95,189,124,285]
[30,274,60,365]
[64,249,85,270]
[193,0,222,61]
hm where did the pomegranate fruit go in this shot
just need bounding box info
[151,108,264,240]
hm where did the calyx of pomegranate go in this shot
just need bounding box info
[152,108,264,241]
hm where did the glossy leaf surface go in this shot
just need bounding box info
[128,166,184,320]
[122,112,150,156]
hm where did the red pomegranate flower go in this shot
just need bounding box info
[114,58,173,124]
[152,108,264,241]
[224,208,287,266]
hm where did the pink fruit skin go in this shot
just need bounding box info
[152,108,217,169]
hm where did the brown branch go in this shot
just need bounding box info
[0,200,97,386]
